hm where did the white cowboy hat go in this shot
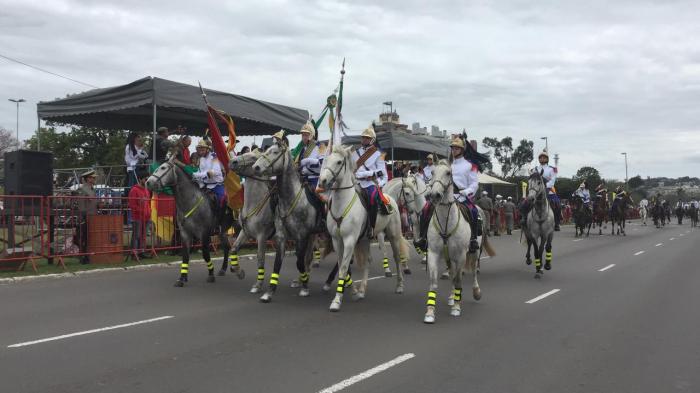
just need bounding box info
[450,137,465,149]
[427,154,434,160]
[300,121,315,135]
[539,149,549,159]
[273,130,285,140]
[361,126,376,140]
[482,190,488,195]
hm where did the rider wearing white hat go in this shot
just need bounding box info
[422,154,435,183]
[192,138,225,206]
[521,148,561,230]
[295,121,322,189]
[353,125,390,237]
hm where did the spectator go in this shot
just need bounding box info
[128,167,152,259]
[153,125,183,163]
[240,146,250,155]
[75,169,98,264]
[503,196,516,235]
[124,132,148,188]
[476,190,494,236]
[177,135,192,165]
[251,144,259,152]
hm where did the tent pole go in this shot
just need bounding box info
[152,96,157,159]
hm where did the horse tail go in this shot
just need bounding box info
[482,233,496,257]
[399,235,410,263]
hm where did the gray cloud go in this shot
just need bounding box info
[1,0,699,179]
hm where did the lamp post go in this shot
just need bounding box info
[541,136,548,151]
[8,98,26,144]
[621,152,628,187]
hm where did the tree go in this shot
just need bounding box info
[482,137,534,179]
[0,127,21,155]
[628,175,644,189]
[573,166,603,190]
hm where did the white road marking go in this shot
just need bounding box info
[525,289,561,304]
[670,237,676,241]
[598,264,615,272]
[687,230,691,233]
[318,353,415,393]
[679,234,685,237]
[7,316,174,348]
[634,251,645,256]
[655,243,663,247]
[573,239,583,242]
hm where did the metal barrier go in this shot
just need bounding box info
[0,195,45,272]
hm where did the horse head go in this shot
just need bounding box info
[429,160,453,202]
[146,157,180,192]
[230,149,262,177]
[318,145,355,190]
[253,141,289,176]
[527,169,546,204]
[400,174,429,215]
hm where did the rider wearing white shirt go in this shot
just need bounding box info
[640,198,649,208]
[422,154,435,183]
[573,182,592,205]
[521,149,561,231]
[192,139,225,206]
[353,126,390,237]
[295,121,322,189]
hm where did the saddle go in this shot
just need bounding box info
[457,202,482,236]
[303,182,327,233]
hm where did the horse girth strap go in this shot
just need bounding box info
[355,146,377,169]
[184,195,206,219]
[280,185,305,220]
[244,187,276,220]
[330,191,359,232]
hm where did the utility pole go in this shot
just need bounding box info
[621,152,628,187]
[8,98,26,145]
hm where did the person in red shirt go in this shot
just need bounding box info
[128,168,152,258]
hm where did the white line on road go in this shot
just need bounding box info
[525,289,561,304]
[670,237,676,241]
[655,243,663,247]
[598,264,615,272]
[573,239,583,242]
[679,234,685,237]
[7,316,174,348]
[318,353,415,393]
[634,251,645,256]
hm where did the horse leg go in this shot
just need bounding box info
[544,236,553,271]
[423,243,440,324]
[202,235,215,283]
[224,229,246,277]
[525,238,532,265]
[260,230,285,303]
[296,238,312,297]
[324,262,339,292]
[249,234,267,293]
[354,238,371,300]
[376,231,392,277]
[175,234,191,287]
[534,237,544,279]
[450,255,463,317]
[388,234,406,294]
[330,233,358,312]
[468,251,481,301]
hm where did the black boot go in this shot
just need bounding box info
[469,217,479,254]
[368,204,378,238]
[554,203,562,231]
[413,203,433,252]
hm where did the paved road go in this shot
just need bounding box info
[1,221,698,393]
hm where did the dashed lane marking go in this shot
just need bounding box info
[634,251,645,256]
[525,289,561,304]
[573,239,583,242]
[598,264,615,272]
[8,316,174,348]
[655,243,663,247]
[318,353,415,393]
[670,237,676,241]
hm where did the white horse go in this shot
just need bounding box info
[423,161,493,324]
[639,204,648,226]
[318,145,410,312]
[377,174,429,275]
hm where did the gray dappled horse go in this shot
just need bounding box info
[252,140,329,302]
[422,161,490,324]
[146,156,239,287]
[229,150,286,295]
[524,169,555,279]
[318,145,409,312]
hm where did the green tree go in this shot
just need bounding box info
[573,166,603,190]
[482,137,534,179]
[556,177,578,199]
[628,175,644,189]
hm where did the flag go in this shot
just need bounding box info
[330,61,345,151]
[205,103,244,210]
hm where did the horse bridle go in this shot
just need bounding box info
[257,143,287,174]
[150,160,177,191]
[321,154,355,190]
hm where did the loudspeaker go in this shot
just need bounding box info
[4,150,53,196]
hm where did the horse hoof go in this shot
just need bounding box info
[311,261,320,268]
[299,288,310,297]
[421,259,427,265]
[526,259,532,266]
[447,297,455,306]
[206,276,216,283]
[217,270,226,277]
[403,268,412,275]
[450,309,461,317]
[174,280,185,287]
[544,263,552,271]
[322,283,331,292]
[236,269,246,280]
[260,293,272,303]
[290,280,300,288]
[395,286,404,294]
[352,292,365,301]
[384,271,393,278]
[329,301,341,312]
[440,271,450,280]
[473,288,482,301]
[250,286,261,294]
[423,314,435,324]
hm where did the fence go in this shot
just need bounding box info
[0,194,241,274]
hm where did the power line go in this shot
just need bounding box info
[0,52,99,89]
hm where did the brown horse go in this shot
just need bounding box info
[592,195,608,235]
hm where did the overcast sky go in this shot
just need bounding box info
[2,0,700,179]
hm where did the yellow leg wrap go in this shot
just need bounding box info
[229,254,239,267]
[535,258,542,268]
[453,288,462,302]
[337,279,345,293]
[269,272,279,286]
[299,272,310,283]
[180,263,189,275]
[344,274,353,288]
[545,252,552,262]
[257,268,265,281]
[427,290,437,306]
[207,261,214,270]
[314,250,321,260]
[383,257,389,269]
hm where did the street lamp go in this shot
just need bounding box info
[541,136,548,151]
[621,152,628,187]
[8,98,26,143]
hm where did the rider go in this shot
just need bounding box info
[573,181,592,209]
[295,121,322,189]
[520,149,561,231]
[595,182,608,201]
[192,139,226,208]
[353,125,391,238]
[414,134,486,254]
[421,154,435,183]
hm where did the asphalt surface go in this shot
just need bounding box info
[1,220,698,393]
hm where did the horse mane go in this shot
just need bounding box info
[437,159,449,166]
